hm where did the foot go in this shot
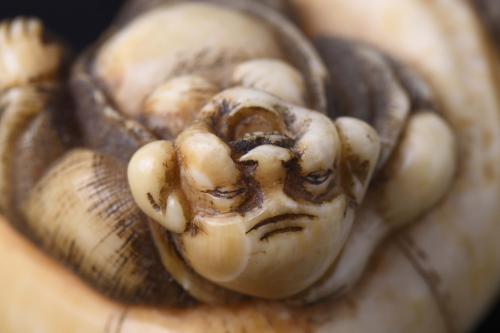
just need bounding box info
[0,18,64,91]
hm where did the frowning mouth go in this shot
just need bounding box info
[246,213,316,240]
[259,226,304,241]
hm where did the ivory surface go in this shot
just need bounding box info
[1,0,499,332]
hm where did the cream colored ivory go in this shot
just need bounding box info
[376,111,457,226]
[119,1,456,302]
[22,149,155,295]
[295,111,457,303]
[0,18,63,91]
[127,140,188,233]
[232,59,306,105]
[291,0,500,331]
[143,75,219,136]
[334,117,381,203]
[0,18,63,213]
[0,87,45,212]
[0,0,499,332]
[94,2,284,116]
[128,67,455,302]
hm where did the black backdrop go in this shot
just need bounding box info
[0,0,498,331]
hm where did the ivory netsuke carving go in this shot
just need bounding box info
[0,0,457,307]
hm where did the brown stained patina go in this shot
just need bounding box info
[1,0,499,332]
[0,0,452,304]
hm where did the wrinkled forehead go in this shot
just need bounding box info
[94,2,283,116]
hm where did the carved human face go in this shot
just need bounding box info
[175,90,350,298]
[129,88,380,299]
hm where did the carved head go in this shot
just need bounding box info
[128,87,380,299]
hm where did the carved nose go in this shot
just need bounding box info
[239,145,293,185]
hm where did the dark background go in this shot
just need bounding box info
[0,0,498,331]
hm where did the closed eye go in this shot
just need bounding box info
[305,169,332,185]
[205,187,246,199]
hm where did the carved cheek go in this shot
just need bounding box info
[177,129,244,213]
[298,194,354,289]
[180,193,351,299]
[181,216,250,283]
